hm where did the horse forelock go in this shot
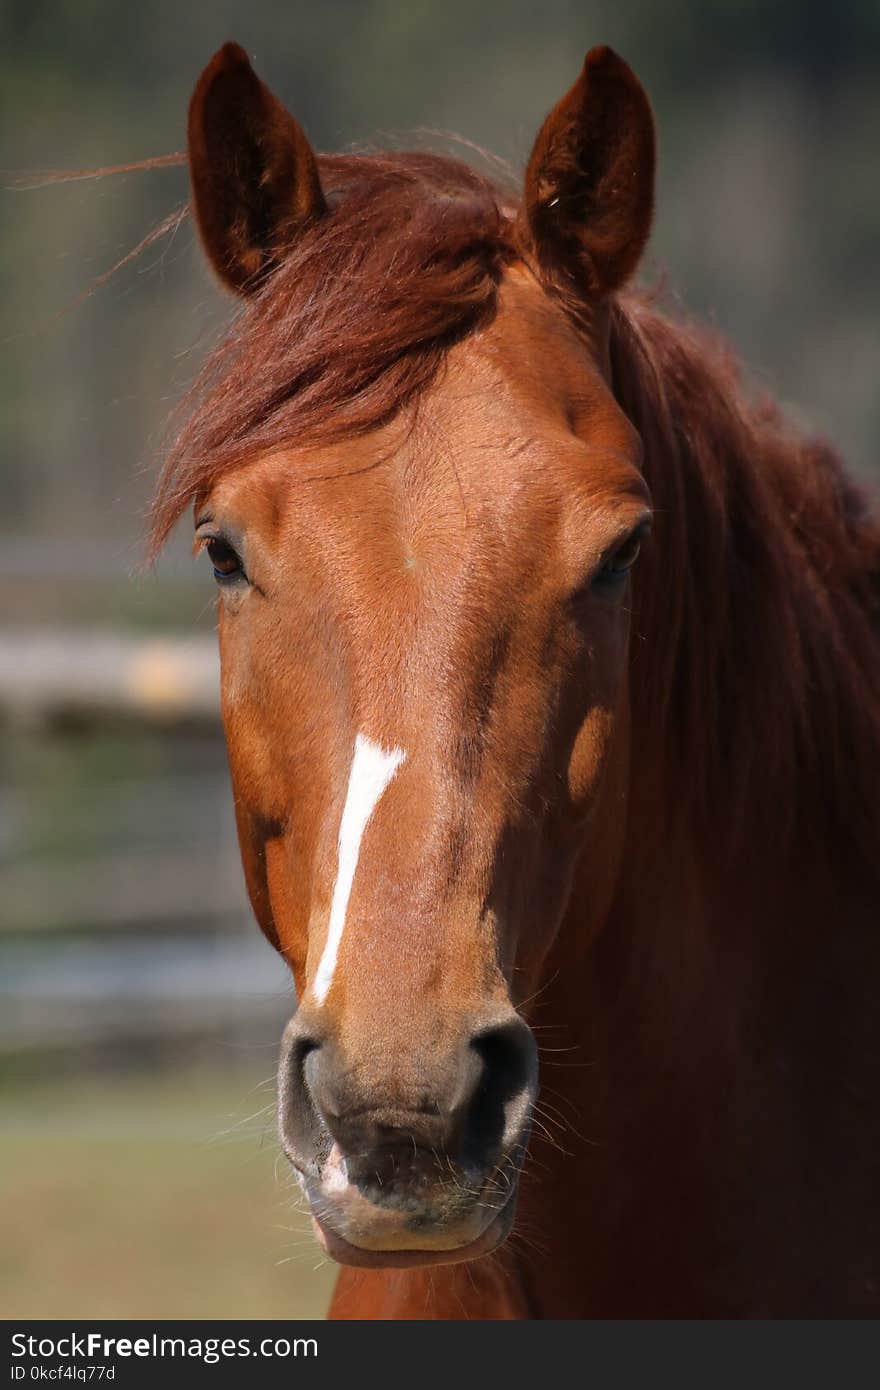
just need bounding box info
[149,149,517,556]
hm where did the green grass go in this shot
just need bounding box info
[0,1066,336,1319]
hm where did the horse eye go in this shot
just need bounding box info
[595,525,647,586]
[206,537,244,582]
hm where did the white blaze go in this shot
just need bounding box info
[312,733,406,1005]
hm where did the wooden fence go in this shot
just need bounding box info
[0,629,220,727]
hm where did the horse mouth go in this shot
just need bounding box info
[309,1188,517,1269]
[298,1137,524,1270]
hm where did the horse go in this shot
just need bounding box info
[150,42,880,1317]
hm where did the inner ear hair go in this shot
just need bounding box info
[187,42,327,295]
[521,45,656,300]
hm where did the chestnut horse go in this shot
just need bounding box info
[151,43,880,1317]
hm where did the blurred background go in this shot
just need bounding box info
[1,0,877,1320]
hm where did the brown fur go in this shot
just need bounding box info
[153,45,880,1317]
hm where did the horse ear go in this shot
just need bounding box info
[187,42,327,295]
[521,46,655,299]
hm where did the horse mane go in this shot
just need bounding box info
[613,300,880,876]
[150,146,880,883]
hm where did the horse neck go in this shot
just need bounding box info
[501,299,880,1315]
[514,297,879,1306]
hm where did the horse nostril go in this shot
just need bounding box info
[277,1021,327,1177]
[298,1038,322,1097]
[464,1016,538,1168]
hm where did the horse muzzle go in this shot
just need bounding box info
[277,1008,537,1267]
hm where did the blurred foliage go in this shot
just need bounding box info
[2,0,878,559]
[1,725,225,864]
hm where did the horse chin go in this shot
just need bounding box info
[309,1190,517,1269]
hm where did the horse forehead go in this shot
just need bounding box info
[425,284,636,486]
[457,269,614,415]
[209,274,634,559]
